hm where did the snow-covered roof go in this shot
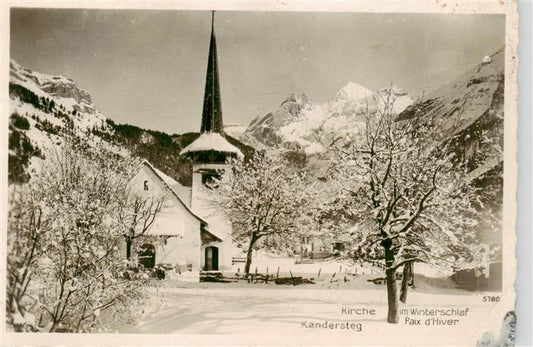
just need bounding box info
[153,166,179,186]
[148,215,185,237]
[140,161,206,224]
[153,166,192,204]
[180,132,244,158]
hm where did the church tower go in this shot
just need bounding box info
[180,12,242,271]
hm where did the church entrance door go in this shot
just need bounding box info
[205,246,219,271]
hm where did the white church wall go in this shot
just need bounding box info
[191,163,233,271]
[128,164,203,274]
[153,235,196,270]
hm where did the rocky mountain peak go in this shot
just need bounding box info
[241,81,415,153]
[333,82,373,101]
[376,86,409,97]
[10,59,94,111]
[239,44,503,158]
[280,93,309,107]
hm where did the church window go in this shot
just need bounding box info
[202,172,220,188]
[144,180,149,191]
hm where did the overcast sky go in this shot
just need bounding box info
[10,9,505,134]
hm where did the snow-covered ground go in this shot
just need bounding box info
[117,284,506,345]
[231,250,367,277]
[229,250,452,278]
[115,252,506,344]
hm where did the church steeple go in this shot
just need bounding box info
[180,11,242,160]
[200,11,224,134]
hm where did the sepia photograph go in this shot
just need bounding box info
[2,2,518,346]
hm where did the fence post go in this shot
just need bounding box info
[266,267,269,284]
[289,270,295,286]
[318,268,321,278]
[276,266,280,280]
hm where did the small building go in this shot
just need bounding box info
[451,262,502,291]
[331,234,352,255]
[125,14,240,279]
[300,235,328,258]
[128,161,226,281]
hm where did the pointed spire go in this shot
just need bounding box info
[200,11,224,134]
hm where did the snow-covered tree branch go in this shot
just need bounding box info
[211,152,313,274]
[321,87,483,323]
[7,135,150,332]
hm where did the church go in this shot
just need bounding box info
[127,12,242,281]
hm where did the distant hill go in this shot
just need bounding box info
[8,59,253,186]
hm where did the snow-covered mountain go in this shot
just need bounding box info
[398,48,505,250]
[8,60,113,181]
[332,81,372,101]
[241,46,503,163]
[399,48,504,177]
[9,47,503,186]
[8,59,253,185]
[10,60,105,120]
[242,82,414,154]
[223,123,248,138]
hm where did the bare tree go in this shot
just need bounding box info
[6,185,47,331]
[120,194,166,261]
[214,153,311,275]
[7,137,149,332]
[323,88,482,323]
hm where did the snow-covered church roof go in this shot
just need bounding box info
[140,161,204,223]
[180,132,244,158]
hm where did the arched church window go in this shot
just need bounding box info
[144,180,149,191]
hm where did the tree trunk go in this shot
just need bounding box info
[384,243,399,323]
[49,317,58,332]
[400,261,412,304]
[7,288,14,314]
[386,267,399,323]
[244,237,256,275]
[126,236,132,260]
[411,262,415,288]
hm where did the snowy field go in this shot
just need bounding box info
[230,250,452,278]
[116,285,503,345]
[115,254,505,345]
